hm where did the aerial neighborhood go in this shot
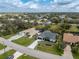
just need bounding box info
[0,13,79,59]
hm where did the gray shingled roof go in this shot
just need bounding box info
[39,30,57,41]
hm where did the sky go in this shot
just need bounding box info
[0,0,79,12]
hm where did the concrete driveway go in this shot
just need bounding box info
[61,45,73,59]
[22,28,39,38]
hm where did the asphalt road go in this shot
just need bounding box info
[0,37,61,59]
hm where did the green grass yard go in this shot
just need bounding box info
[0,43,6,50]
[18,54,38,59]
[36,41,63,55]
[12,37,35,46]
[2,34,14,39]
[0,50,15,59]
[67,25,79,32]
[72,53,79,59]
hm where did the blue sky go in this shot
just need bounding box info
[21,0,30,3]
[0,0,79,12]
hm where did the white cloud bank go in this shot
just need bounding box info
[0,0,79,12]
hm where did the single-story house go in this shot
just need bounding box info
[63,33,79,44]
[43,20,52,26]
[37,30,57,42]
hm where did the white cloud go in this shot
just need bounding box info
[59,0,79,9]
[21,1,39,9]
[0,0,79,12]
[29,4,38,9]
[0,0,23,7]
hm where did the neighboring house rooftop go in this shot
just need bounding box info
[38,30,57,42]
[63,33,79,43]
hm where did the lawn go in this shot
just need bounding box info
[72,53,79,59]
[18,54,38,59]
[36,41,63,55]
[2,34,14,39]
[0,43,6,50]
[0,50,15,59]
[12,37,35,46]
[67,25,79,32]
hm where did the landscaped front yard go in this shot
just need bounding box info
[36,41,63,56]
[12,37,35,46]
[0,43,6,50]
[0,50,15,59]
[18,54,38,59]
